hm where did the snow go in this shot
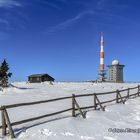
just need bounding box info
[0,82,140,140]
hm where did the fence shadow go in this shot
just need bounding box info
[14,115,71,138]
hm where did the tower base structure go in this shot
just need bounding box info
[98,70,106,82]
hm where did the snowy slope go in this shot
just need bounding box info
[0,82,140,140]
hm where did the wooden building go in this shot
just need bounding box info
[28,74,55,83]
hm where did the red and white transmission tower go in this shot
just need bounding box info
[98,32,106,81]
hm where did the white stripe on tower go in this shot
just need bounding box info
[100,32,104,72]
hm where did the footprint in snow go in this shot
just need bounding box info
[80,136,94,140]
[104,136,116,140]
[39,129,56,136]
[61,132,74,136]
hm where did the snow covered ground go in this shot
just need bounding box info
[0,82,140,140]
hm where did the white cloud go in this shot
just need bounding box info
[34,0,61,10]
[0,0,21,8]
[47,11,93,33]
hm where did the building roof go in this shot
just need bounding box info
[28,74,54,79]
[107,64,125,67]
[29,74,43,77]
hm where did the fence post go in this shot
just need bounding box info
[1,106,15,138]
[94,94,97,110]
[74,98,86,119]
[72,94,75,117]
[1,106,6,137]
[3,108,15,138]
[94,94,105,111]
[116,90,125,104]
[138,85,140,96]
[116,90,119,103]
[127,88,130,99]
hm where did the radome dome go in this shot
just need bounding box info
[112,60,119,65]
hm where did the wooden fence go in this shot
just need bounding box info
[0,85,140,138]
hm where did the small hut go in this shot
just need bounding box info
[28,74,55,83]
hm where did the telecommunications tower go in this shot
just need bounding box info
[98,32,106,81]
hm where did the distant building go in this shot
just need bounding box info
[28,74,55,83]
[108,60,125,83]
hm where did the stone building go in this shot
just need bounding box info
[108,60,125,83]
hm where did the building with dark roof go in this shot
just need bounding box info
[28,74,55,83]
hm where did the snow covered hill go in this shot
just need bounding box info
[0,82,140,140]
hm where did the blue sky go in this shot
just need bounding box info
[0,0,140,82]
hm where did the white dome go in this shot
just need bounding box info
[112,60,119,65]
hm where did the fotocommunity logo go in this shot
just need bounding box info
[108,128,140,133]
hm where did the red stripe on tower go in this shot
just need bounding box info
[100,32,104,72]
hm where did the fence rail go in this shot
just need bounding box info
[1,96,72,109]
[0,85,140,138]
